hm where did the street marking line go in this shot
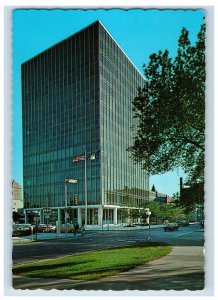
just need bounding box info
[177,231,193,237]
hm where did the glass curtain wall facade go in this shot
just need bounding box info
[99,24,149,212]
[22,20,149,225]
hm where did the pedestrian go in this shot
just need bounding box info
[75,222,79,230]
[73,222,79,236]
[80,224,85,236]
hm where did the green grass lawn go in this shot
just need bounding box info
[13,242,171,281]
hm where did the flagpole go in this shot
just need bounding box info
[85,149,88,227]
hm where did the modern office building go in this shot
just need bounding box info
[22,20,149,226]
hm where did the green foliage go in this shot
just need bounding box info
[129,22,205,184]
[120,207,140,225]
[179,182,204,213]
[13,242,171,280]
[119,208,130,221]
[161,204,186,222]
[140,201,161,223]
[140,201,186,223]
[12,211,22,222]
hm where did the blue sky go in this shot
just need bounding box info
[12,8,205,196]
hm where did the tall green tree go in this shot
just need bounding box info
[129,22,205,184]
[179,182,204,213]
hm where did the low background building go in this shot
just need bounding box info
[149,185,173,204]
[12,180,23,212]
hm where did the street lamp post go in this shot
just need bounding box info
[64,178,78,237]
[145,208,152,241]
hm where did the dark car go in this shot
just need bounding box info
[163,223,180,231]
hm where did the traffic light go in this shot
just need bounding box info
[73,195,78,206]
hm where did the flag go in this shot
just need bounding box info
[72,154,85,163]
[89,153,96,160]
[87,150,100,160]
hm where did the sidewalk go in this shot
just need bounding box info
[13,245,204,291]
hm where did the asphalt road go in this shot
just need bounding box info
[12,223,204,264]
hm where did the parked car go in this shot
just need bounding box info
[178,220,190,227]
[37,224,56,233]
[12,223,33,237]
[60,226,75,233]
[43,225,56,232]
[163,223,180,231]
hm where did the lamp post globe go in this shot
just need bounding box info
[145,208,152,241]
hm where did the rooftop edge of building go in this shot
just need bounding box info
[21,19,145,80]
[21,19,100,66]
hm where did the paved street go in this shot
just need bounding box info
[13,224,204,263]
[12,223,205,290]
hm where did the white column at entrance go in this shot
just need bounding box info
[128,208,131,225]
[24,210,28,224]
[77,207,82,225]
[56,208,61,236]
[113,207,118,225]
[40,209,44,224]
[98,206,103,226]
